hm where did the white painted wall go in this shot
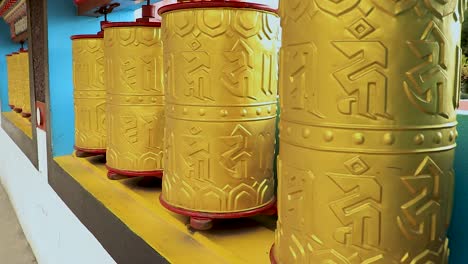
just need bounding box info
[0,124,116,264]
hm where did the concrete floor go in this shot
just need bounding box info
[0,184,36,264]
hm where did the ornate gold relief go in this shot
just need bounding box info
[161,6,280,214]
[104,25,164,174]
[273,0,461,263]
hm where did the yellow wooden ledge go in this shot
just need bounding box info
[54,155,275,264]
[2,112,32,139]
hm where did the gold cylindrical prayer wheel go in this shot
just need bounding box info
[103,21,164,178]
[6,53,14,110]
[272,0,463,263]
[19,49,31,118]
[159,1,280,229]
[71,34,107,155]
[11,52,22,113]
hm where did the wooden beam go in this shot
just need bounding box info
[26,0,46,103]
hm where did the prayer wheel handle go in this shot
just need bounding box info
[137,0,159,23]
[95,3,120,35]
[95,3,119,21]
[19,41,26,52]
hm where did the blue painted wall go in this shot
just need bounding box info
[47,0,135,156]
[449,113,468,264]
[0,21,22,112]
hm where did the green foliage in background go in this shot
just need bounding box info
[461,20,468,98]
[461,54,468,99]
[462,19,468,56]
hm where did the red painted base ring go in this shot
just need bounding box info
[269,244,277,264]
[106,165,163,178]
[74,145,106,155]
[13,107,22,113]
[21,112,31,118]
[159,195,276,219]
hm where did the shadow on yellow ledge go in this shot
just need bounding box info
[2,112,32,139]
[54,154,276,264]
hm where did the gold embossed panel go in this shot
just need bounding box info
[104,24,164,174]
[13,52,25,112]
[273,0,463,263]
[16,52,26,113]
[10,53,21,112]
[161,7,280,214]
[72,37,106,152]
[6,54,14,109]
[19,51,31,116]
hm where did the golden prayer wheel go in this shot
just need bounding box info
[6,53,14,110]
[19,49,31,118]
[71,34,107,156]
[159,0,280,230]
[271,0,463,263]
[103,18,164,178]
[11,52,22,113]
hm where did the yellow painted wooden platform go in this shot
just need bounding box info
[3,112,32,139]
[55,154,276,264]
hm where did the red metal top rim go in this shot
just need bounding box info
[102,21,161,29]
[12,52,19,54]
[158,1,278,15]
[19,49,28,53]
[6,53,12,56]
[70,34,103,40]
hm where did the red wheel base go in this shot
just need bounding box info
[21,112,31,118]
[269,245,277,264]
[13,107,22,113]
[190,217,213,231]
[74,146,106,158]
[107,171,129,180]
[159,195,276,230]
[262,205,277,216]
[106,165,163,180]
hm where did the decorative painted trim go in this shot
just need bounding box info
[4,0,24,22]
[0,0,17,17]
[0,0,27,40]
[13,15,26,35]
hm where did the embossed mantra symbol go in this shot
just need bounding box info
[220,125,253,180]
[404,21,452,119]
[183,127,210,181]
[328,156,382,249]
[398,157,447,241]
[333,41,391,120]
[222,40,256,100]
[182,52,213,101]
[283,43,324,118]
